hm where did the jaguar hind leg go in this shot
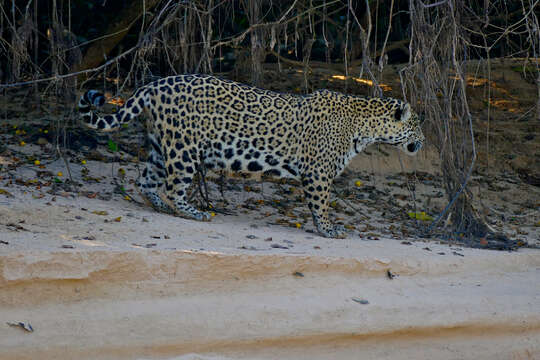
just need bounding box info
[136,137,174,214]
[162,148,212,222]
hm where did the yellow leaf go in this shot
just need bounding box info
[34,160,40,165]
[92,210,109,216]
[20,141,26,146]
[295,222,302,228]
[0,189,14,197]
[210,212,216,217]
[57,172,63,177]
[407,211,433,221]
[355,180,363,187]
[81,160,86,165]
[113,216,122,222]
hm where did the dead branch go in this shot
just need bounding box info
[73,0,161,72]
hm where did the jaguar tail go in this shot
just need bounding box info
[78,88,148,132]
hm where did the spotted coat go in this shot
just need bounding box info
[78,74,424,238]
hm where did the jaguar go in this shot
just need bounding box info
[78,74,424,238]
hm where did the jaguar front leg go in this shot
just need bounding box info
[302,172,346,239]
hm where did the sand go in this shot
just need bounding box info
[1,143,539,359]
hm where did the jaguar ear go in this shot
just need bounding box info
[394,103,411,122]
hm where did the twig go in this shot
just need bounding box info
[56,144,74,183]
[210,0,340,50]
[420,0,448,8]
[0,0,178,89]
[336,197,370,220]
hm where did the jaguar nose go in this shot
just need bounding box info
[406,141,422,153]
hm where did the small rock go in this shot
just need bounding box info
[270,244,289,249]
[37,137,48,145]
[351,297,369,305]
[6,322,33,332]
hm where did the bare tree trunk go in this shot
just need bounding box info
[244,0,266,86]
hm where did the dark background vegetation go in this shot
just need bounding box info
[0,0,539,243]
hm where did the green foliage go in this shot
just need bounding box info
[107,140,118,153]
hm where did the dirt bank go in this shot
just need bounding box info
[1,153,539,359]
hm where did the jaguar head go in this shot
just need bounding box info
[377,100,425,156]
